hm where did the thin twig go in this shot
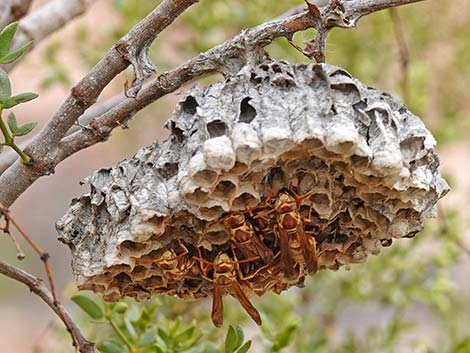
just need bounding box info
[0,260,98,353]
[389,8,410,102]
[0,202,58,302]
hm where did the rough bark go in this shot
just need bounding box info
[57,62,449,302]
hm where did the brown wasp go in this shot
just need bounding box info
[256,189,318,279]
[132,240,200,285]
[193,251,264,327]
[222,212,274,263]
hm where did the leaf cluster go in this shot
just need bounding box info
[0,22,38,163]
[72,295,253,353]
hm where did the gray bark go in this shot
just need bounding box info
[57,62,449,302]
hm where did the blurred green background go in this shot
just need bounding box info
[1,1,469,352]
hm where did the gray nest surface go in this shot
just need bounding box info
[57,61,449,302]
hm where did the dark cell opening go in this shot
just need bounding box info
[170,121,184,142]
[259,64,269,71]
[380,238,393,247]
[271,63,282,73]
[181,95,198,115]
[238,97,257,123]
[119,240,146,252]
[159,162,179,179]
[353,100,368,111]
[116,272,132,283]
[206,119,228,138]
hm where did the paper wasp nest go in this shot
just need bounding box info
[57,62,449,304]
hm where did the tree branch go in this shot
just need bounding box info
[0,260,98,353]
[0,0,424,208]
[0,0,33,31]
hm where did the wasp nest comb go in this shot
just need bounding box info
[57,62,449,326]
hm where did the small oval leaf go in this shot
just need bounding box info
[71,294,103,320]
[124,316,137,340]
[7,112,18,134]
[0,22,18,58]
[225,325,239,353]
[15,122,37,136]
[0,68,11,99]
[97,339,125,353]
[235,326,244,350]
[1,92,38,109]
[236,341,252,353]
[0,41,32,64]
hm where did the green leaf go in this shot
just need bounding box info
[7,112,17,134]
[235,326,244,349]
[71,294,103,320]
[0,41,32,64]
[452,338,470,353]
[124,316,137,341]
[0,68,11,99]
[236,341,252,353]
[169,316,182,335]
[271,322,299,352]
[0,144,3,154]
[97,339,125,353]
[139,328,156,347]
[225,325,239,353]
[0,22,18,58]
[175,323,196,343]
[0,92,38,108]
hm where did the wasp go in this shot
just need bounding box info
[132,240,200,287]
[256,190,318,279]
[222,212,274,263]
[193,251,264,327]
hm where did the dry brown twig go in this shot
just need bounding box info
[389,7,410,102]
[0,203,97,353]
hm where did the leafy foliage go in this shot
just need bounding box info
[72,296,253,353]
[0,22,38,164]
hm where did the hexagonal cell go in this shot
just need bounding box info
[230,190,260,210]
[131,265,150,280]
[212,178,237,199]
[192,169,219,187]
[311,193,332,217]
[183,187,210,205]
[118,240,149,256]
[197,205,226,220]
[203,136,236,171]
[206,119,229,138]
[229,161,249,175]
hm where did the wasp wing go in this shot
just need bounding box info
[298,223,318,274]
[211,283,224,327]
[274,224,296,278]
[231,281,262,325]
